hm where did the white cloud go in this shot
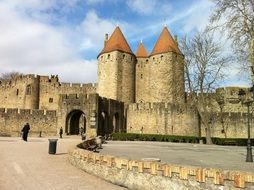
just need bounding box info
[0,0,97,83]
[126,0,172,15]
[179,0,214,33]
[76,10,130,57]
[127,0,155,14]
[78,10,116,50]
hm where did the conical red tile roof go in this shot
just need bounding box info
[151,27,182,56]
[136,41,148,58]
[99,26,133,56]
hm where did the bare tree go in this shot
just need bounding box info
[0,72,23,81]
[181,31,230,144]
[209,0,254,81]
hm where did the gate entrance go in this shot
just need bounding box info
[66,110,86,135]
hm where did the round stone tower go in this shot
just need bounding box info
[135,41,150,102]
[97,27,135,103]
[149,27,185,103]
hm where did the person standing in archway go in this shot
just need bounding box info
[21,123,30,141]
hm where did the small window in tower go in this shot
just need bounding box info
[131,56,132,61]
[49,98,53,103]
[26,85,32,95]
[146,59,148,64]
[123,54,125,59]
[101,56,103,60]
[16,89,19,96]
[161,55,164,60]
[153,57,155,61]
[141,74,143,79]
[107,54,110,59]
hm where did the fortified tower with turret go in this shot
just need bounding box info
[148,27,185,103]
[97,26,185,104]
[97,27,136,104]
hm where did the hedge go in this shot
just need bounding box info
[111,133,254,146]
[112,133,202,144]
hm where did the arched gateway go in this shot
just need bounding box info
[65,110,86,135]
[58,93,125,139]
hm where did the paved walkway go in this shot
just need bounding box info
[0,136,127,190]
[100,141,254,173]
[1,137,254,190]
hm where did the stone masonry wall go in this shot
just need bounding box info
[149,52,185,103]
[136,58,150,103]
[97,51,119,101]
[97,51,135,104]
[69,147,254,190]
[0,74,40,109]
[0,108,57,137]
[120,53,135,103]
[39,75,96,110]
[127,102,199,136]
[57,93,99,138]
[201,112,254,138]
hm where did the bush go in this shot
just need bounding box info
[112,133,202,144]
[111,133,253,146]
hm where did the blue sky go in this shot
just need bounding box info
[0,0,250,86]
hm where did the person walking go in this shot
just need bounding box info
[21,123,30,141]
[59,127,63,138]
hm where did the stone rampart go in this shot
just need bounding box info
[127,102,199,136]
[201,112,254,138]
[0,74,40,109]
[69,147,254,190]
[39,75,97,110]
[0,74,38,87]
[0,108,57,137]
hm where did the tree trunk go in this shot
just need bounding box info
[205,123,213,145]
[251,38,254,84]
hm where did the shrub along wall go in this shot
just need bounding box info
[111,133,254,146]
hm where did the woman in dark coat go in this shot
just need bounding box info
[22,123,30,141]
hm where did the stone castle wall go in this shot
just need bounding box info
[0,74,40,109]
[135,57,150,102]
[58,93,98,138]
[149,52,185,103]
[127,102,199,136]
[135,52,185,103]
[0,108,57,137]
[0,74,96,110]
[98,96,125,135]
[97,51,135,103]
[201,112,254,138]
[39,75,96,110]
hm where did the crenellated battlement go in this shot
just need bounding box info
[60,93,90,100]
[0,108,56,116]
[0,74,38,88]
[208,111,249,120]
[39,74,59,81]
[60,82,96,88]
[128,102,190,113]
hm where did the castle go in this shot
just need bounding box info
[0,26,253,139]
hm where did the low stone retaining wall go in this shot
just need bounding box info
[68,147,254,190]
